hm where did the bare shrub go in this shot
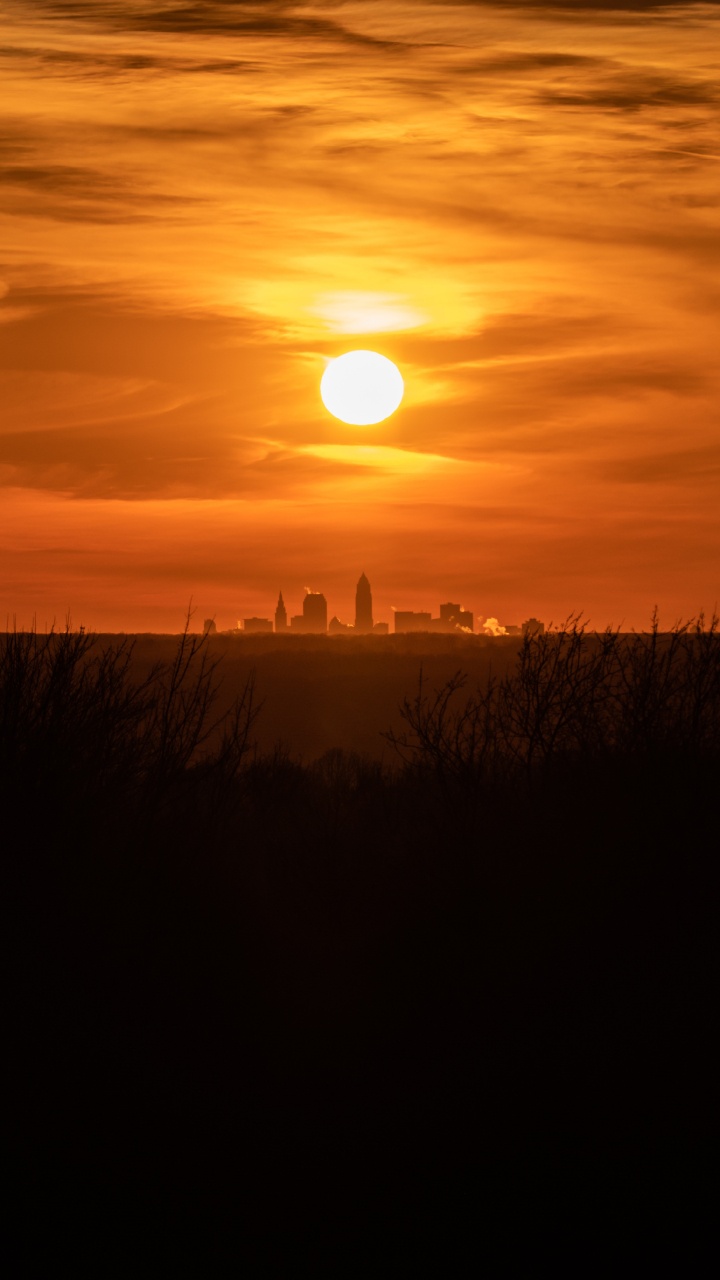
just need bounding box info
[607,610,720,761]
[383,669,503,796]
[495,616,618,777]
[0,613,260,832]
[383,612,720,791]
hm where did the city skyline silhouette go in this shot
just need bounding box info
[223,572,547,638]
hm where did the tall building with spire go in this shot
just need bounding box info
[274,591,287,632]
[354,573,373,633]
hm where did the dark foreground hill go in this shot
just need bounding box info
[3,619,718,1263]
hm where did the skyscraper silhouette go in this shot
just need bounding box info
[354,573,373,633]
[303,591,328,634]
[275,591,287,632]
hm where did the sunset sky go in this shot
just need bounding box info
[1,0,718,632]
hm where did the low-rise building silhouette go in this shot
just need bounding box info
[243,617,273,634]
[328,615,353,634]
[522,617,545,636]
[394,610,433,633]
[394,604,474,634]
[439,602,474,631]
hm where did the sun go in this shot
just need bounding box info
[320,350,404,426]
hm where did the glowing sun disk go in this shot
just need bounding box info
[320,350,404,425]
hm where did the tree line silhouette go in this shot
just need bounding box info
[4,612,717,1258]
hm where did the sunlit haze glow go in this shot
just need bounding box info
[321,352,405,426]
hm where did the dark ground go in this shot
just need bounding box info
[4,629,717,1265]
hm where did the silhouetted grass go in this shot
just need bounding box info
[4,614,717,1258]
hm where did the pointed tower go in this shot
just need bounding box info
[354,573,373,634]
[274,590,287,633]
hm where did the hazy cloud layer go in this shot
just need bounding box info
[1,0,718,628]
[447,1,720,11]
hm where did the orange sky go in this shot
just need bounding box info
[1,0,719,632]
